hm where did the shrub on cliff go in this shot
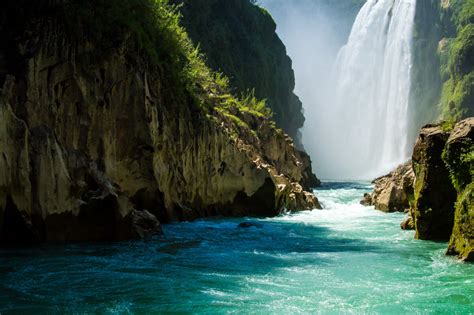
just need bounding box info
[59,0,274,126]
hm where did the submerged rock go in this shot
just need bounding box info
[400,216,415,230]
[238,222,263,229]
[131,210,163,239]
[360,161,414,213]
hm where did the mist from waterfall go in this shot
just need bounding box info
[260,0,417,180]
[318,0,417,179]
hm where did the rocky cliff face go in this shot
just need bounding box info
[409,0,473,123]
[175,0,321,186]
[176,0,304,144]
[444,118,474,261]
[409,0,442,140]
[438,0,474,120]
[361,118,473,261]
[0,1,320,243]
[412,123,458,240]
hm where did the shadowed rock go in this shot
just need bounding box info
[412,123,457,241]
[238,222,263,229]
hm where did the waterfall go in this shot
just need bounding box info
[310,0,417,180]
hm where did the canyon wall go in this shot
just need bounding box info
[0,0,319,243]
[176,0,304,144]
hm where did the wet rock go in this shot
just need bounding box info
[158,240,201,255]
[360,193,372,206]
[297,150,321,190]
[361,161,414,212]
[378,118,473,262]
[131,210,163,239]
[400,216,415,230]
[280,182,322,211]
[238,222,263,229]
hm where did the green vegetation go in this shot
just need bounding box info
[443,142,474,192]
[440,118,457,132]
[176,0,304,140]
[447,180,474,261]
[59,0,274,136]
[439,0,474,120]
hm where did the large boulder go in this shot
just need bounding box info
[361,161,414,212]
[444,118,474,262]
[412,123,458,240]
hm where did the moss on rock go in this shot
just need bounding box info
[444,118,474,261]
[447,183,474,262]
[412,124,458,241]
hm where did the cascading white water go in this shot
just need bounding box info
[309,0,417,180]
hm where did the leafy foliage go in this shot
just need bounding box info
[439,0,474,120]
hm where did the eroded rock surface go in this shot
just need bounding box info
[361,161,414,213]
[412,124,457,241]
[0,6,320,243]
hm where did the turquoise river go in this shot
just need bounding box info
[1,182,473,313]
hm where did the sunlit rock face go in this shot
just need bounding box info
[362,118,473,261]
[361,161,414,213]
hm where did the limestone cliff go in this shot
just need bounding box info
[408,0,473,123]
[409,0,443,140]
[0,0,320,243]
